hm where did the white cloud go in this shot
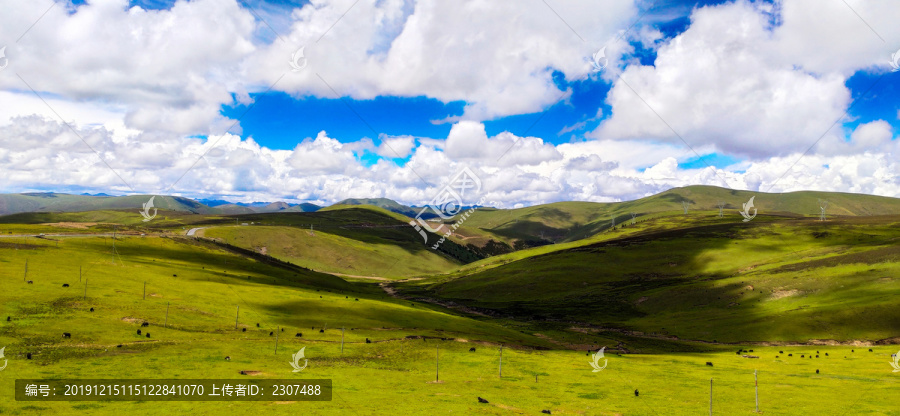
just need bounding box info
[444,121,562,166]
[565,154,618,171]
[287,131,363,175]
[772,0,900,75]
[0,0,257,135]
[1,0,899,208]
[254,0,640,121]
[1,115,897,207]
[375,135,416,159]
[593,0,860,159]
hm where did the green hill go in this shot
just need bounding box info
[457,185,900,246]
[403,213,900,343]
[199,207,480,278]
[333,197,426,218]
[2,192,899,415]
[0,193,217,216]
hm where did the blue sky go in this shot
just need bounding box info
[72,0,758,153]
[220,0,726,151]
[2,0,898,205]
[210,0,894,168]
[66,0,897,156]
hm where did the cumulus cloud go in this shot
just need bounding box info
[254,0,640,120]
[1,114,898,207]
[1,0,898,208]
[375,135,417,159]
[444,121,561,166]
[565,154,618,171]
[593,0,861,158]
[0,0,257,135]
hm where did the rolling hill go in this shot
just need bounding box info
[0,193,323,217]
[455,185,900,246]
[2,188,899,414]
[0,193,219,216]
[400,212,900,344]
[198,206,480,277]
[333,197,426,218]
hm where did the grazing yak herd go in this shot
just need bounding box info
[13,281,896,412]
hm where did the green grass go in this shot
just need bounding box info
[457,185,900,246]
[201,225,459,278]
[0,194,218,217]
[407,214,900,344]
[2,336,899,414]
[2,198,900,414]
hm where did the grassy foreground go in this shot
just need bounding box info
[2,338,899,415]
[1,213,899,414]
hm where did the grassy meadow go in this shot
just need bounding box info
[1,232,898,415]
[1,189,899,414]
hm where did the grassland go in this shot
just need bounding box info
[404,212,900,345]
[201,225,460,278]
[459,185,900,246]
[2,186,900,415]
[2,234,899,415]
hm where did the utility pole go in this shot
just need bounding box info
[499,346,503,378]
[755,369,759,413]
[274,327,279,354]
[709,378,713,416]
[435,346,440,382]
[143,282,146,300]
[165,302,170,328]
[23,259,28,282]
[112,225,117,264]
[235,306,239,330]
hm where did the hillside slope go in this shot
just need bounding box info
[403,213,900,343]
[200,207,479,278]
[0,193,217,216]
[458,185,900,245]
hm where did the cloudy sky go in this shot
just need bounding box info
[0,0,898,207]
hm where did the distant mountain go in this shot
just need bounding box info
[0,193,326,217]
[214,204,257,215]
[334,197,435,218]
[285,203,321,212]
[196,198,233,207]
[3,186,897,222]
[198,198,321,213]
[0,193,219,216]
